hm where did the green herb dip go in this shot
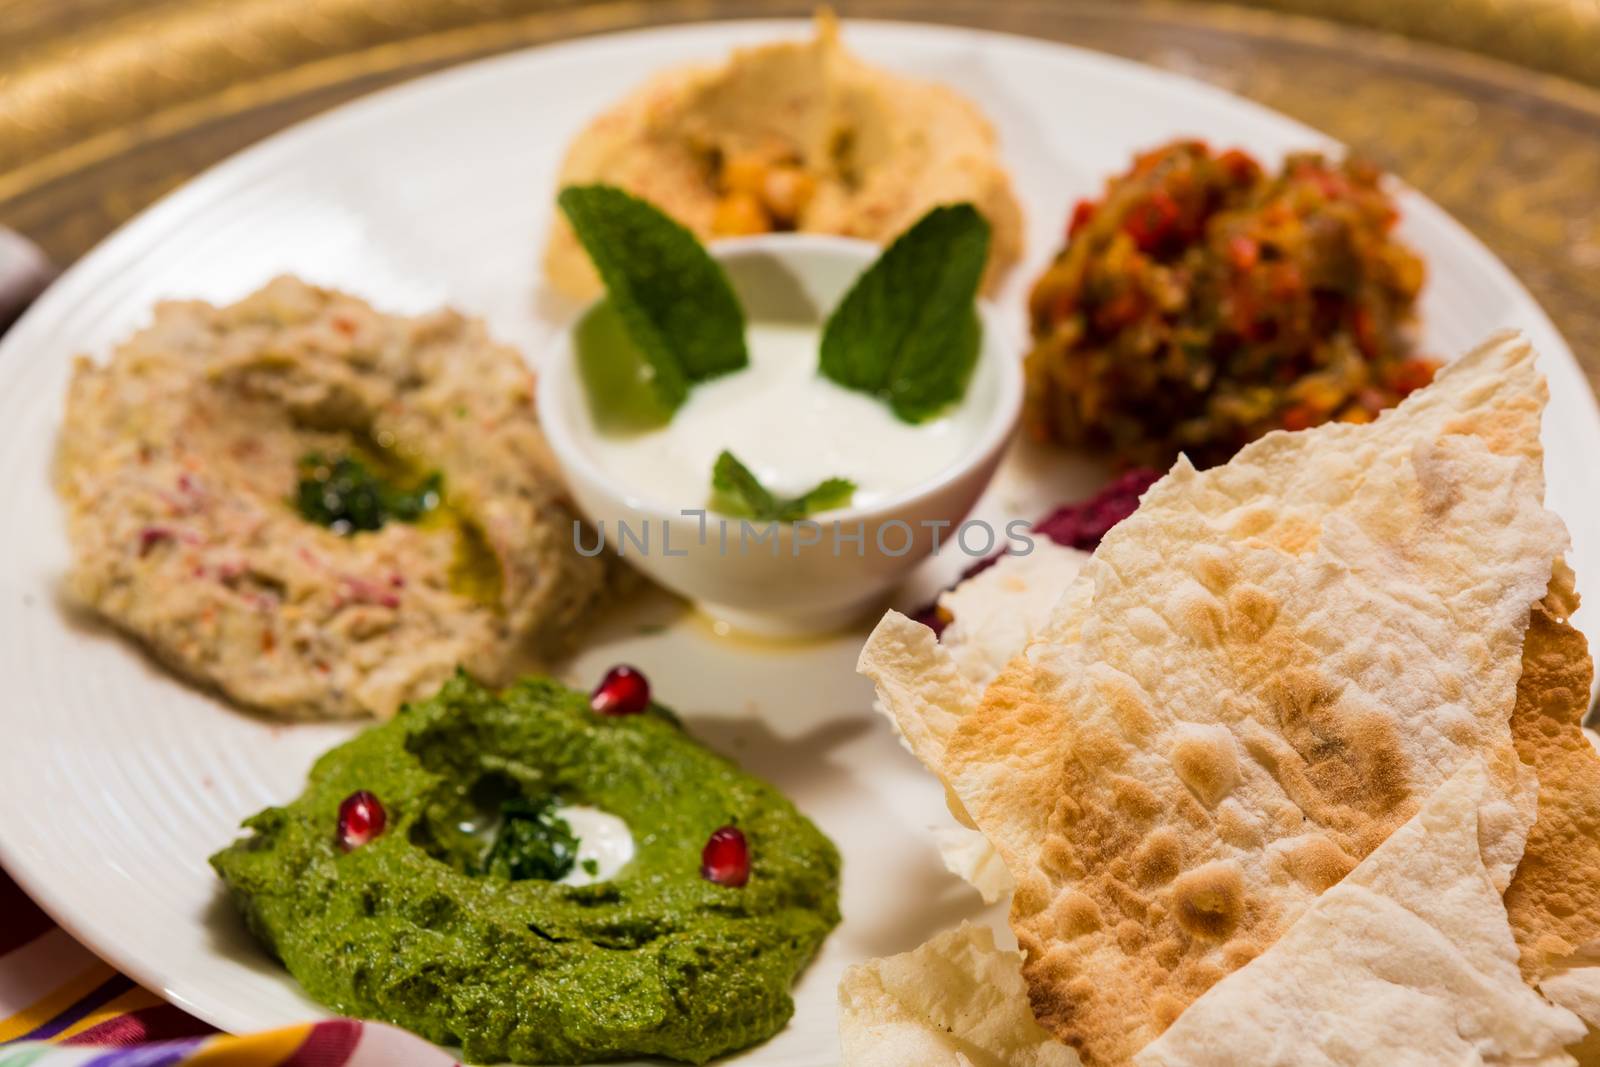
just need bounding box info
[210,673,841,1064]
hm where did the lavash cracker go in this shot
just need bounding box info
[1497,560,1600,1064]
[1132,566,1600,1063]
[1542,965,1600,1067]
[939,543,1094,690]
[867,543,1089,902]
[862,332,1567,1064]
[1135,761,1584,1067]
[839,922,1081,1067]
[929,825,1017,906]
[1504,561,1600,978]
[859,567,1600,1065]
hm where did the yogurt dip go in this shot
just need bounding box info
[553,804,635,886]
[538,235,1023,636]
[574,320,990,513]
[459,802,635,887]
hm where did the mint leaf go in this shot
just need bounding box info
[711,450,855,522]
[792,478,858,517]
[558,184,747,410]
[573,300,676,433]
[819,204,990,422]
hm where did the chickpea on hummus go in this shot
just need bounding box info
[544,13,1024,299]
[55,276,609,719]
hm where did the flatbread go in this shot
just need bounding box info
[1504,562,1600,977]
[1136,762,1584,1067]
[939,543,1093,690]
[839,922,1081,1067]
[1504,567,1600,1064]
[862,333,1567,1064]
[866,545,1089,902]
[1542,965,1600,1066]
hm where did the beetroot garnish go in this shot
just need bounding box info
[700,826,749,887]
[1031,467,1163,551]
[912,468,1162,635]
[591,665,650,716]
[337,790,387,851]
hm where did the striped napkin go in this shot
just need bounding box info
[0,871,460,1066]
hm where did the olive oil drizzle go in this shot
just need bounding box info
[293,430,503,609]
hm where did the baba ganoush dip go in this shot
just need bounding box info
[55,276,610,719]
[211,672,841,1065]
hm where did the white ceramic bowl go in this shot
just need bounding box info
[538,234,1024,636]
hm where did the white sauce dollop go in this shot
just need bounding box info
[577,322,986,511]
[554,805,635,886]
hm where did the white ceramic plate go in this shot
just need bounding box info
[1,19,1597,1066]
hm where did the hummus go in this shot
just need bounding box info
[211,672,841,1065]
[544,14,1024,299]
[56,276,609,719]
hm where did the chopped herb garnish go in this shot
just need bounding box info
[295,453,442,535]
[819,203,990,422]
[582,858,600,877]
[711,450,855,522]
[559,184,748,412]
[484,798,580,882]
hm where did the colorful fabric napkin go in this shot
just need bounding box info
[0,871,459,1066]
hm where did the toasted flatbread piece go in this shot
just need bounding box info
[1542,965,1600,1067]
[1504,563,1600,977]
[839,922,1081,1067]
[866,333,1568,1064]
[939,544,1093,689]
[1136,762,1584,1067]
[866,545,1089,902]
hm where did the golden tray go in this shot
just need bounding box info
[2,0,1598,393]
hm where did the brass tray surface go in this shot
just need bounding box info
[2,0,1597,394]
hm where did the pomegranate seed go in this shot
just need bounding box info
[591,665,650,716]
[337,790,387,851]
[701,826,750,887]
